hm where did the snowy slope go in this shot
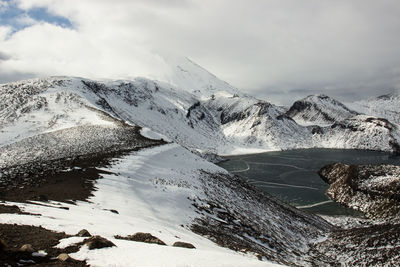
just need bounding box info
[286,94,358,126]
[312,115,400,153]
[1,144,329,266]
[349,93,400,125]
[0,78,115,147]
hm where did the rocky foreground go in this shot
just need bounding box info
[314,162,400,265]
[319,163,400,220]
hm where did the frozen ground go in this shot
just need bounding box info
[0,144,330,266]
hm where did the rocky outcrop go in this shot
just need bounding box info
[319,163,400,220]
[115,233,166,245]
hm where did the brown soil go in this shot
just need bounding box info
[0,126,166,265]
[0,128,165,204]
[0,204,28,215]
[0,153,116,203]
[0,224,86,266]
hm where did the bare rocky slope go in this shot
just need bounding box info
[314,162,400,266]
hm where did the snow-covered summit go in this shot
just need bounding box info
[160,56,240,99]
[349,93,400,125]
[286,94,358,126]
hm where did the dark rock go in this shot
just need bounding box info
[172,241,196,249]
[36,194,48,201]
[57,253,71,262]
[20,244,34,252]
[309,125,324,135]
[115,232,166,245]
[0,238,7,251]
[77,229,91,237]
[186,101,201,118]
[109,209,119,214]
[84,235,115,250]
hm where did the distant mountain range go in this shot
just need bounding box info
[1,57,399,164]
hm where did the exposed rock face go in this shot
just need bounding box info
[319,163,400,220]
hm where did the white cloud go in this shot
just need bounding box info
[0,25,11,40]
[1,0,400,104]
[15,13,38,26]
[0,1,8,10]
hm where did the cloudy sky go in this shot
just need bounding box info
[0,0,400,104]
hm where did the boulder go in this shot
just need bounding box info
[20,244,34,252]
[77,229,91,237]
[85,236,115,250]
[172,241,196,249]
[57,253,70,262]
[115,232,166,245]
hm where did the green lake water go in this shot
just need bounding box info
[218,149,400,216]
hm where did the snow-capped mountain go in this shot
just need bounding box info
[201,94,313,153]
[1,76,400,163]
[286,94,358,126]
[160,56,240,99]
[348,93,400,125]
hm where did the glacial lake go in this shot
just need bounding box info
[218,149,400,216]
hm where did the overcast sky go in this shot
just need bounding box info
[1,0,400,105]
